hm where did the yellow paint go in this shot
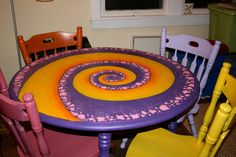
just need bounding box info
[126,128,203,157]
[73,56,174,100]
[19,52,175,120]
[127,62,236,157]
[80,66,136,86]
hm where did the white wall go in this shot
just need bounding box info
[0,0,209,83]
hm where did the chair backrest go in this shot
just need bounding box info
[18,26,83,65]
[0,68,8,96]
[197,62,236,157]
[0,69,50,157]
[0,68,9,135]
[160,27,221,98]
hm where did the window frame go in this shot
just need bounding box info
[91,0,209,29]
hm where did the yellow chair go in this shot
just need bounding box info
[126,62,236,157]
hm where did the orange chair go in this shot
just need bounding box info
[18,26,83,65]
[126,62,236,157]
[0,68,99,157]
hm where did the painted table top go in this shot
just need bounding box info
[9,47,200,132]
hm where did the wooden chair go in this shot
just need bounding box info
[0,68,99,157]
[126,62,236,157]
[160,27,221,137]
[0,69,8,97]
[0,69,8,140]
[18,26,83,65]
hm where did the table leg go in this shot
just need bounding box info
[167,120,177,133]
[98,132,112,157]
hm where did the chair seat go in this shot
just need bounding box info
[126,128,203,157]
[17,127,99,157]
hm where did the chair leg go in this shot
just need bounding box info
[120,138,128,149]
[0,136,3,157]
[177,114,186,124]
[187,114,198,138]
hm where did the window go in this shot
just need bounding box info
[185,0,223,14]
[101,0,165,17]
[91,0,223,29]
[185,0,223,8]
[105,0,163,10]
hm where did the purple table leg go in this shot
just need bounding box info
[98,133,112,157]
[167,120,177,133]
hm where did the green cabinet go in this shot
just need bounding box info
[208,3,236,52]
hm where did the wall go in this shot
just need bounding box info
[0,0,209,83]
[0,0,20,83]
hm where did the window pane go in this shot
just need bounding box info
[105,0,163,11]
[185,0,223,8]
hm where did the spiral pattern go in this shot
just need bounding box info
[59,60,150,95]
[9,47,198,123]
[89,61,150,90]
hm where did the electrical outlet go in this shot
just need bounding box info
[184,3,193,15]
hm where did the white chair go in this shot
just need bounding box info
[120,28,221,148]
[160,27,221,137]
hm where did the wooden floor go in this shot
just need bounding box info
[183,101,236,157]
[0,134,18,157]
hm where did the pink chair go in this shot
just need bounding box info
[0,69,8,97]
[160,27,221,137]
[0,68,99,157]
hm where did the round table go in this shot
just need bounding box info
[9,47,200,157]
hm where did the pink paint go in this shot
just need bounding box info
[130,114,140,119]
[77,114,85,119]
[141,111,147,115]
[182,90,189,94]
[175,97,182,100]
[148,109,157,114]
[116,115,125,120]
[159,105,169,111]
[97,117,106,122]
